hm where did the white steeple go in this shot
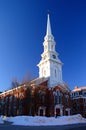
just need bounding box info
[37,13,63,88]
[46,13,52,35]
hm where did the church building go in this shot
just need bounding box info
[0,13,71,117]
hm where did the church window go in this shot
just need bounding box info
[51,45,53,50]
[52,55,56,59]
[59,93,63,104]
[9,96,13,102]
[40,91,45,103]
[53,90,60,104]
[55,69,57,77]
[65,95,69,104]
[8,105,11,116]
[41,95,45,103]
[13,106,17,116]
[13,96,17,105]
[5,96,8,103]
[19,105,23,115]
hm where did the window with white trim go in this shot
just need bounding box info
[83,91,86,96]
[65,95,69,104]
[53,90,60,104]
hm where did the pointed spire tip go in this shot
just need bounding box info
[46,11,52,35]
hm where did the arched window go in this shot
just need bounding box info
[59,93,63,104]
[40,91,45,103]
[65,95,69,104]
[5,96,8,103]
[19,105,22,115]
[51,45,53,50]
[53,90,60,104]
[9,96,13,103]
[55,69,57,78]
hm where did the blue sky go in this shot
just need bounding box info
[0,0,86,92]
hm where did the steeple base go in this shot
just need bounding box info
[48,77,63,88]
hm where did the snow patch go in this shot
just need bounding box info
[0,116,4,124]
[0,114,86,126]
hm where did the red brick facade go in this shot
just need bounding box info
[0,79,71,117]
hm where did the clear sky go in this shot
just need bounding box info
[0,0,86,92]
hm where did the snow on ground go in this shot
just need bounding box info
[0,114,86,126]
[0,116,4,124]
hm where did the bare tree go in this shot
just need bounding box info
[21,72,32,84]
[10,71,33,89]
[10,78,19,89]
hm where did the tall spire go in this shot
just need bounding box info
[46,13,52,35]
[37,12,63,88]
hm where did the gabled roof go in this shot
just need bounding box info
[0,77,49,96]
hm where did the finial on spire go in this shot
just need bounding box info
[46,12,52,35]
[47,10,50,15]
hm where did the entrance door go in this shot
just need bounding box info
[65,110,68,115]
[56,108,60,116]
[40,109,43,116]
